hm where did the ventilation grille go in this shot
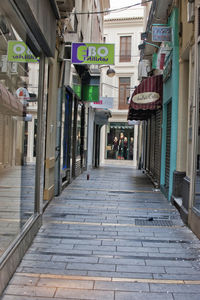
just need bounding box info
[135,219,173,227]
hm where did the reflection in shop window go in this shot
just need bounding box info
[76,104,82,158]
[0,9,39,256]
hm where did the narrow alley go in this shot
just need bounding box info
[1,165,200,300]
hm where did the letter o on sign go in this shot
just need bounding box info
[13,44,26,55]
[97,47,108,57]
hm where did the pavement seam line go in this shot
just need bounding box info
[67,187,156,193]
[15,273,200,285]
[50,204,176,211]
[46,220,182,228]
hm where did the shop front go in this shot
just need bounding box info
[189,29,200,238]
[60,87,73,188]
[160,7,179,200]
[127,74,163,186]
[106,122,134,160]
[72,99,85,178]
[0,0,58,294]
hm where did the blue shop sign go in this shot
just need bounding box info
[152,26,172,42]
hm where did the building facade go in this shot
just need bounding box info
[56,0,110,187]
[100,7,144,166]
[136,0,200,239]
[0,0,60,293]
[186,0,200,238]
[0,0,110,294]
[160,7,179,201]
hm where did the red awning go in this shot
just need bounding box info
[128,75,163,121]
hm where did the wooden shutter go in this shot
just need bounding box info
[120,36,131,62]
[119,77,130,109]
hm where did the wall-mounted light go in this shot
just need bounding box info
[141,32,148,40]
[106,66,115,77]
[99,65,116,77]
[138,43,146,50]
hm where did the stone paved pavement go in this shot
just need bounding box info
[1,165,200,300]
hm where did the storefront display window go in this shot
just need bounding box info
[60,91,72,184]
[76,103,82,158]
[106,122,134,160]
[0,9,39,257]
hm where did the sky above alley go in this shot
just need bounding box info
[109,0,142,9]
[106,0,143,19]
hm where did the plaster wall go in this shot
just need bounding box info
[102,16,143,114]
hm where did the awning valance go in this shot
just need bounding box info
[128,75,163,120]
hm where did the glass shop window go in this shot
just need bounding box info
[0,9,39,257]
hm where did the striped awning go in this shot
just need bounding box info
[127,75,163,120]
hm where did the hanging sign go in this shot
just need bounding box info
[132,92,160,104]
[7,41,39,63]
[128,120,140,125]
[71,43,115,65]
[16,87,30,105]
[90,97,113,109]
[152,26,172,42]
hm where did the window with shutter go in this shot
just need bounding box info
[118,77,130,109]
[120,36,131,62]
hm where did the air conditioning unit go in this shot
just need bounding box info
[0,55,8,73]
[138,59,151,80]
[187,2,195,23]
[0,55,11,77]
[11,62,18,74]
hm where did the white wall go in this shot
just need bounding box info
[102,12,143,115]
[100,7,143,165]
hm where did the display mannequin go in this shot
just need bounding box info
[118,132,124,159]
[112,136,119,159]
[123,136,128,160]
[129,137,134,160]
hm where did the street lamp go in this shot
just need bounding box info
[99,65,116,77]
[106,66,116,77]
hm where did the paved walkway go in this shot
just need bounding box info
[1,165,200,300]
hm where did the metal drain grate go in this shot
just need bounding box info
[135,219,173,227]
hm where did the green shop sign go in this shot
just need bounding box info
[71,43,115,65]
[82,84,99,102]
[7,41,39,63]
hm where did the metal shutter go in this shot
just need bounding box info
[154,110,162,185]
[149,113,156,175]
[146,118,151,172]
[165,101,172,191]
